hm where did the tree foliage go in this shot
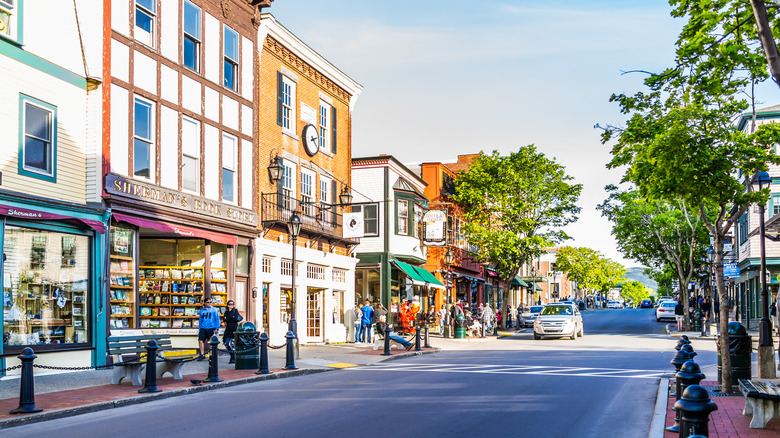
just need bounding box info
[453,147,582,326]
[621,281,651,307]
[555,247,626,299]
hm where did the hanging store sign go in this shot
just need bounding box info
[422,210,447,246]
[342,212,364,238]
[723,263,740,278]
[105,174,258,227]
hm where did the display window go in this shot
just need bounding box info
[109,224,136,329]
[2,225,90,348]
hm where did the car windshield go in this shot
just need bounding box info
[529,306,544,313]
[541,306,573,315]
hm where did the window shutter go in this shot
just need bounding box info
[277,72,284,127]
[332,181,338,226]
[331,106,337,154]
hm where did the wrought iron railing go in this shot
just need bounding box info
[261,193,352,240]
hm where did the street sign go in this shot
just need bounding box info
[518,277,545,282]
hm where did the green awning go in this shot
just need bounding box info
[392,260,445,290]
[535,285,542,291]
[511,276,529,287]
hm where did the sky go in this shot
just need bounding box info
[265,1,701,268]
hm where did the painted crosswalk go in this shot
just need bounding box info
[348,362,672,379]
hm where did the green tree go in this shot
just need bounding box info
[598,186,709,323]
[555,247,625,306]
[621,281,651,308]
[453,147,582,328]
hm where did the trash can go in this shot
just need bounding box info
[454,314,467,339]
[234,321,259,370]
[717,321,752,385]
[691,310,702,332]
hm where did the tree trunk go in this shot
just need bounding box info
[714,232,733,393]
[750,0,780,89]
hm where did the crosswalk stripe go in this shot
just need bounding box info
[352,363,672,380]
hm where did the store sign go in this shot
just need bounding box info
[723,263,740,278]
[106,174,258,227]
[342,212,364,238]
[423,210,447,246]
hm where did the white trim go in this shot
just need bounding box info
[318,92,333,105]
[260,14,363,110]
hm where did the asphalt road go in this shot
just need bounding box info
[6,308,710,438]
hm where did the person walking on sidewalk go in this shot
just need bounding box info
[700,296,711,336]
[360,300,375,343]
[353,305,362,343]
[222,300,243,364]
[674,300,685,332]
[198,298,221,361]
[437,304,447,335]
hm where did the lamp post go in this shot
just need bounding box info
[288,211,302,359]
[756,171,776,378]
[444,248,453,338]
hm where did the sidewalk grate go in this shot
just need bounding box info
[701,384,742,397]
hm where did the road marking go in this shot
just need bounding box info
[353,362,671,380]
[326,363,358,369]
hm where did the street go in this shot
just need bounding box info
[4,308,714,438]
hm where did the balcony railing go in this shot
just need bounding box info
[261,193,354,241]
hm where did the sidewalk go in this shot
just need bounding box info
[0,332,501,429]
[653,325,780,437]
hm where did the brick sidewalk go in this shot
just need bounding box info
[664,380,780,437]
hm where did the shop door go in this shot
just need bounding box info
[306,288,323,341]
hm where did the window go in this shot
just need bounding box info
[181,117,199,193]
[773,194,780,217]
[397,200,409,235]
[413,203,423,238]
[277,73,296,132]
[19,95,56,181]
[280,162,294,210]
[301,171,314,216]
[739,214,748,244]
[133,97,153,180]
[222,134,236,202]
[332,291,344,324]
[319,102,330,152]
[0,0,18,41]
[135,0,156,47]
[183,0,201,72]
[223,25,238,91]
[352,204,379,236]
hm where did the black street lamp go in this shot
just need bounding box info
[444,248,453,338]
[288,211,302,358]
[267,154,283,184]
[757,171,772,349]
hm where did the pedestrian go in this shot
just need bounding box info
[360,300,375,343]
[437,304,447,335]
[222,300,243,364]
[375,315,413,350]
[375,302,388,323]
[776,289,780,334]
[506,304,513,328]
[481,305,495,336]
[771,300,777,335]
[700,296,711,337]
[353,305,362,343]
[197,297,221,361]
[674,300,685,332]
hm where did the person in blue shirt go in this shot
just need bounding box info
[197,298,221,360]
[360,300,374,343]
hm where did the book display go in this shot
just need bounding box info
[138,266,227,327]
[109,255,135,329]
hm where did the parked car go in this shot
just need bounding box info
[533,303,583,340]
[607,300,622,309]
[519,305,545,328]
[640,299,653,308]
[655,301,677,322]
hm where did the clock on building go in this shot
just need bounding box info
[302,124,319,156]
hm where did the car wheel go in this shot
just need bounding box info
[533,333,541,340]
[570,331,577,340]
[656,317,661,322]
[578,326,584,337]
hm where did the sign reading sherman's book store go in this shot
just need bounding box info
[106,174,258,227]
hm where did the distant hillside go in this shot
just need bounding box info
[624,267,657,292]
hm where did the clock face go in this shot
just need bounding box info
[302,124,319,156]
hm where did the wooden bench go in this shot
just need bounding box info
[107,333,195,386]
[739,378,780,429]
[371,331,413,351]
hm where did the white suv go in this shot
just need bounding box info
[533,303,583,340]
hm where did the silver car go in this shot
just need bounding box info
[533,303,583,340]
[519,305,545,328]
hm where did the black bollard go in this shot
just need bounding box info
[414,326,421,351]
[424,323,431,348]
[481,319,486,338]
[138,340,162,393]
[256,333,271,375]
[10,347,42,414]
[204,334,222,383]
[675,384,718,437]
[680,335,690,342]
[675,338,691,351]
[382,326,392,356]
[284,331,297,370]
[681,343,697,359]
[666,349,691,432]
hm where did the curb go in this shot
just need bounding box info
[647,377,669,438]
[0,368,329,430]
[372,348,440,363]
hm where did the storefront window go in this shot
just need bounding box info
[109,224,136,329]
[235,245,249,274]
[3,226,90,347]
